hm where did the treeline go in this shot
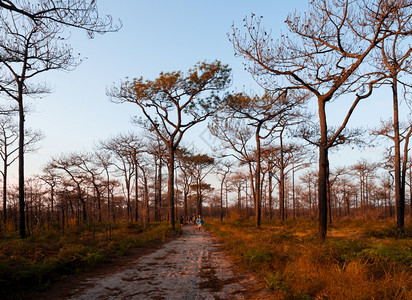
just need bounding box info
[0,126,411,237]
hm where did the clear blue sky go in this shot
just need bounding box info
[22,0,395,179]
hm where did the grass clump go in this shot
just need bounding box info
[209,218,412,299]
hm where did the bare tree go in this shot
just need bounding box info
[372,119,412,229]
[99,132,144,222]
[230,1,408,238]
[108,61,231,228]
[215,159,234,222]
[211,91,304,226]
[0,0,120,36]
[0,0,119,238]
[145,132,167,222]
[176,147,194,217]
[185,153,214,217]
[372,5,412,231]
[351,159,378,216]
[0,116,43,226]
[49,153,88,224]
[38,164,61,226]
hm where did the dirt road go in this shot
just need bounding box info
[61,224,270,299]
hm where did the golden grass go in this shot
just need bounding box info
[207,218,412,299]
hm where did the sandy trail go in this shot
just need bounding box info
[65,224,270,300]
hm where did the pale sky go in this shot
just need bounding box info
[19,0,396,180]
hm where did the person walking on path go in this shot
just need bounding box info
[196,215,204,231]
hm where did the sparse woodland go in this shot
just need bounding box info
[0,1,411,299]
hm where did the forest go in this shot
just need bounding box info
[0,1,411,299]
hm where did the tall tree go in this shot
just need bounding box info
[373,5,412,231]
[372,120,412,230]
[0,116,43,225]
[215,159,234,222]
[211,91,304,226]
[99,132,143,222]
[230,1,407,238]
[0,0,118,238]
[108,61,231,228]
[185,153,214,216]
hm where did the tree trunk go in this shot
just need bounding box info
[392,78,404,232]
[18,98,25,238]
[318,100,328,240]
[254,127,262,227]
[135,163,139,222]
[167,145,175,228]
[143,173,149,226]
[155,156,162,221]
[220,178,224,222]
[279,131,285,221]
[268,171,273,220]
[2,158,7,224]
[327,161,332,224]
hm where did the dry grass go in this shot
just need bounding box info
[0,221,178,298]
[207,218,412,299]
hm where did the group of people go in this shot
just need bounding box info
[179,215,204,230]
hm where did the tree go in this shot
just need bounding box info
[0,0,120,36]
[176,147,194,217]
[108,61,231,228]
[352,159,378,215]
[49,153,88,224]
[0,116,18,225]
[99,132,144,222]
[145,132,167,222]
[185,153,214,216]
[373,5,412,231]
[230,1,407,238]
[0,0,118,238]
[215,159,234,222]
[211,91,304,226]
[39,164,61,226]
[372,120,412,230]
[0,116,43,226]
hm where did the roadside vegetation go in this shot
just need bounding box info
[0,221,178,298]
[208,218,412,299]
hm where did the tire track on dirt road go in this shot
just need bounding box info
[67,224,271,299]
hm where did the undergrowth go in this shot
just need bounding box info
[0,221,178,298]
[209,218,412,299]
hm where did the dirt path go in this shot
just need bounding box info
[54,224,271,299]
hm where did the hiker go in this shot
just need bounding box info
[179,215,184,227]
[196,215,204,231]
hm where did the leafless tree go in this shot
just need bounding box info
[230,1,408,238]
[99,132,145,222]
[0,116,43,225]
[0,0,120,36]
[38,164,61,226]
[210,91,302,226]
[351,159,379,216]
[371,3,412,231]
[215,159,234,222]
[0,0,118,237]
[49,153,88,224]
[145,132,167,222]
